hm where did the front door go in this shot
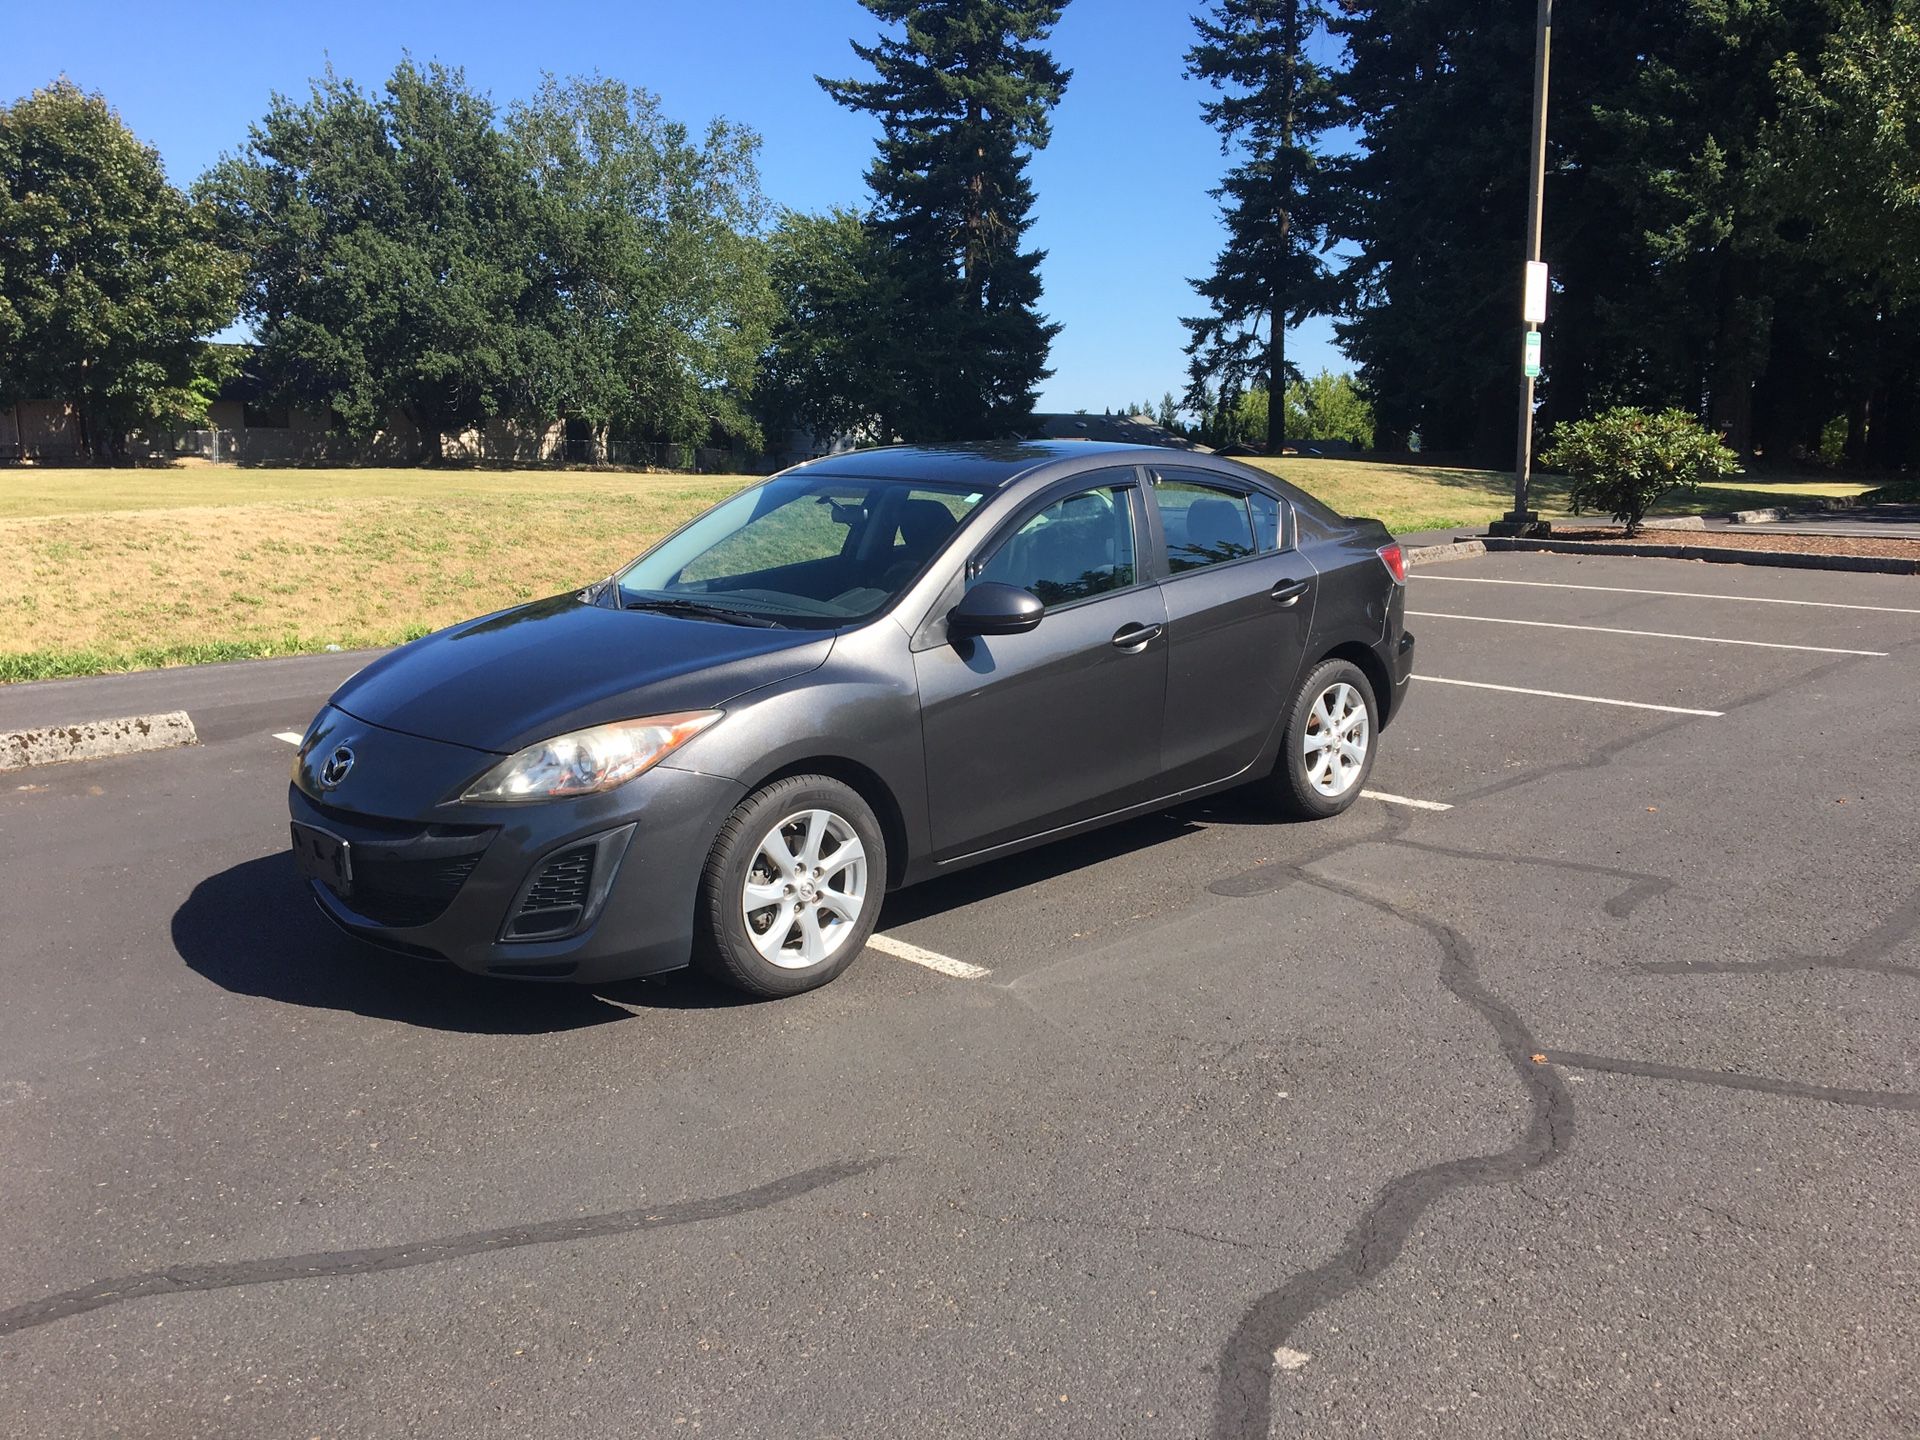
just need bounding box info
[915,476,1168,860]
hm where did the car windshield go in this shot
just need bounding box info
[613,475,985,627]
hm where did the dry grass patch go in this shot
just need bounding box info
[0,476,748,680]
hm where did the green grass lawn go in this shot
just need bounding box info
[0,457,1875,683]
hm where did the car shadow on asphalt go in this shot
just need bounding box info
[171,851,747,1033]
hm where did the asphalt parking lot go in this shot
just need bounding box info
[3,549,1918,1439]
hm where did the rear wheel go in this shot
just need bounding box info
[694,775,886,998]
[1266,659,1378,820]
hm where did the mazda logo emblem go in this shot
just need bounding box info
[318,745,356,790]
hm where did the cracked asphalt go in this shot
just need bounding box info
[3,550,1917,1438]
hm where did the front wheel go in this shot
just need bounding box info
[693,775,887,998]
[1265,659,1378,820]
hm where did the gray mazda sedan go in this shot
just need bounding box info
[289,441,1414,996]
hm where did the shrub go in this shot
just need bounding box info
[1541,407,1741,534]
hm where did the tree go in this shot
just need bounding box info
[1286,369,1373,446]
[0,80,239,458]
[199,62,559,450]
[1760,1,1920,465]
[758,207,897,446]
[509,76,774,447]
[820,1,1071,441]
[1183,0,1346,453]
[1330,1,1920,468]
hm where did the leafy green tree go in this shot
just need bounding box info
[758,207,897,446]
[1760,1,1920,464]
[820,0,1072,441]
[509,76,774,447]
[0,80,240,457]
[199,62,559,449]
[1184,0,1346,453]
[1156,391,1180,431]
[1285,369,1373,446]
[1332,1,1920,468]
[1542,406,1740,534]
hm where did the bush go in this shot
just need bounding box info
[1541,407,1741,534]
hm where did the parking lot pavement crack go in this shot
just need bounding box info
[1386,837,1676,919]
[0,1157,890,1340]
[1210,873,1573,1440]
[1543,1051,1920,1112]
[1629,887,1920,981]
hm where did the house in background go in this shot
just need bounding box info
[0,401,84,461]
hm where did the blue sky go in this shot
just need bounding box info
[3,0,1348,413]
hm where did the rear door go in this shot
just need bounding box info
[1146,469,1317,791]
[914,473,1168,860]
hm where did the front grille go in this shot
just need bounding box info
[344,852,484,929]
[505,845,596,941]
[298,802,494,931]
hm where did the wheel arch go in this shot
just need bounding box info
[1318,640,1396,727]
[742,756,912,890]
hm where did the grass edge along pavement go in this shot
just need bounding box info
[0,459,1877,684]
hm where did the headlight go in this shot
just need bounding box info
[458,711,721,803]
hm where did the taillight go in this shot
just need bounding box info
[1376,541,1408,585]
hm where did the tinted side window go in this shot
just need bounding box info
[1154,480,1256,574]
[972,485,1137,607]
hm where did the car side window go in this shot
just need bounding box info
[1153,479,1258,574]
[1249,490,1288,552]
[971,484,1137,607]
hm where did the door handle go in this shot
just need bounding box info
[1110,622,1163,650]
[1270,579,1309,607]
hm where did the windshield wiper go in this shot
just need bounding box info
[621,596,785,628]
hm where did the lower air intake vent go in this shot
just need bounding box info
[505,844,596,940]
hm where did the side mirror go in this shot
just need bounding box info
[947,581,1044,637]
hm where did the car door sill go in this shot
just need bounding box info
[932,759,1264,871]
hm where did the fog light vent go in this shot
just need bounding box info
[505,844,596,940]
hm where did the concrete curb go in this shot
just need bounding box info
[1404,539,1486,567]
[1,711,198,772]
[1479,536,1920,576]
[1725,496,1864,524]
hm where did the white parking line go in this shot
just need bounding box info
[1413,675,1723,717]
[1360,789,1454,812]
[272,732,304,745]
[1416,574,1920,616]
[1408,610,1888,657]
[867,932,991,980]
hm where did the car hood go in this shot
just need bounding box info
[331,593,835,754]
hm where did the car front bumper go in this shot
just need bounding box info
[287,713,747,983]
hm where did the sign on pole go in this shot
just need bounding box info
[1523,261,1550,325]
[1523,331,1542,379]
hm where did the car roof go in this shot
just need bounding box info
[789,439,1173,489]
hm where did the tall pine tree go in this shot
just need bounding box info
[1184,0,1346,453]
[820,1,1070,441]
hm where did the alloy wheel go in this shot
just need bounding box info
[741,808,869,969]
[1302,681,1369,798]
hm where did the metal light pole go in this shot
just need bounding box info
[1494,0,1553,537]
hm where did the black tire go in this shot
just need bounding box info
[693,775,887,998]
[1266,659,1379,820]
